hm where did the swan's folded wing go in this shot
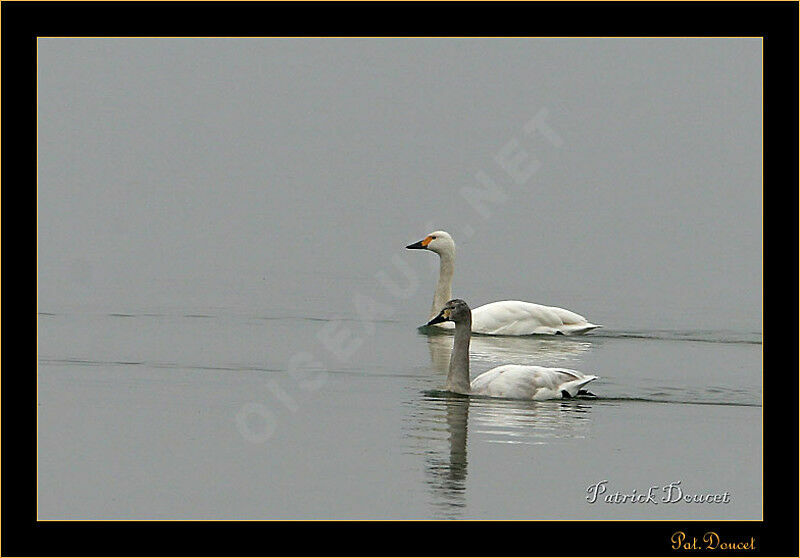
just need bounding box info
[471,300,597,335]
[470,365,589,399]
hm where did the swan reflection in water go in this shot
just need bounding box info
[426,329,593,372]
[406,334,595,518]
[417,392,470,515]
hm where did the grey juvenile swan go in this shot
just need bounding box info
[428,299,599,400]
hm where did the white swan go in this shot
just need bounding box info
[428,299,599,400]
[406,230,600,335]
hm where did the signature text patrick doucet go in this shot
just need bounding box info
[586,480,731,504]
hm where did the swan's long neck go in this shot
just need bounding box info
[446,316,472,395]
[431,250,455,319]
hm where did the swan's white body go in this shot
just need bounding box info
[407,231,600,336]
[434,300,598,336]
[470,364,598,400]
[429,299,599,400]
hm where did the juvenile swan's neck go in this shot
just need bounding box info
[431,250,455,319]
[446,318,472,395]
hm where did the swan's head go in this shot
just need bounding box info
[427,298,471,325]
[405,230,455,255]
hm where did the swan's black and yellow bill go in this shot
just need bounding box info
[406,236,433,250]
[427,307,451,326]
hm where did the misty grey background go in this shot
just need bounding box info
[38,38,761,327]
[37,38,762,520]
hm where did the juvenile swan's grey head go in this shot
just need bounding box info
[427,299,471,325]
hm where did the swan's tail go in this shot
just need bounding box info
[559,323,602,335]
[560,375,599,398]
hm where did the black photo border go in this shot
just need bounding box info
[4,1,797,556]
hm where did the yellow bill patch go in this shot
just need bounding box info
[421,236,433,247]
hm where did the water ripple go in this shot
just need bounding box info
[590,329,761,345]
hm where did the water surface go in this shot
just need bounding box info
[38,308,761,520]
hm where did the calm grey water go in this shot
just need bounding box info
[37,38,762,520]
[37,302,761,520]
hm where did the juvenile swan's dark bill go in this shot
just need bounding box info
[427,308,450,326]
